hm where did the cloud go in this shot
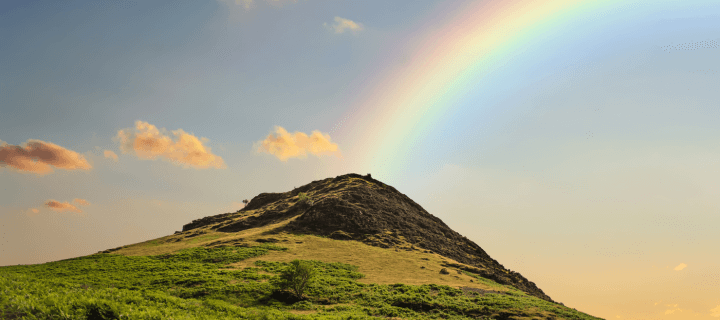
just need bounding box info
[73,198,90,206]
[217,0,298,10]
[254,126,342,161]
[664,304,684,315]
[0,139,92,175]
[324,16,364,34]
[710,305,720,317]
[239,0,254,9]
[26,207,40,217]
[674,263,687,271]
[104,150,118,162]
[115,121,226,169]
[45,200,82,213]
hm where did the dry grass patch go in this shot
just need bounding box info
[225,233,512,293]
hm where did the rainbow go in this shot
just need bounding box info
[329,0,688,179]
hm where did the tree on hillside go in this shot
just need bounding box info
[274,260,316,300]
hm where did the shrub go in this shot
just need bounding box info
[297,193,313,206]
[440,268,450,275]
[273,260,316,300]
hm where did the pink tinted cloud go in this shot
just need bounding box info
[0,139,92,175]
[104,150,118,162]
[45,200,82,213]
[115,121,226,169]
[73,198,90,206]
[255,126,342,161]
[26,208,40,217]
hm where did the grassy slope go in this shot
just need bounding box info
[0,217,604,320]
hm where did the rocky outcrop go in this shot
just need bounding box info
[182,211,240,232]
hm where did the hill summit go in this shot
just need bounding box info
[181,173,554,303]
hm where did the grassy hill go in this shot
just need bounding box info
[0,174,604,320]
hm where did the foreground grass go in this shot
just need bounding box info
[0,243,602,320]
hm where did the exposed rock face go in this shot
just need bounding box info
[182,211,238,232]
[181,173,555,303]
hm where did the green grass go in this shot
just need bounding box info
[1,244,603,320]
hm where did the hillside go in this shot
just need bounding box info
[179,173,553,303]
[0,173,604,320]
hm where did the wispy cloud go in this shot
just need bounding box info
[26,207,40,217]
[664,304,684,315]
[710,305,720,317]
[115,121,226,169]
[104,150,118,162]
[45,200,83,213]
[217,0,299,11]
[674,263,687,271]
[73,198,90,206]
[0,139,92,175]
[324,16,364,34]
[254,126,342,161]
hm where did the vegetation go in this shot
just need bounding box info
[274,260,316,300]
[0,242,603,320]
[297,193,313,206]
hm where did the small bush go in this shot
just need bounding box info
[297,193,313,206]
[440,268,450,275]
[298,193,309,201]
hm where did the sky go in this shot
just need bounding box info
[0,0,718,318]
